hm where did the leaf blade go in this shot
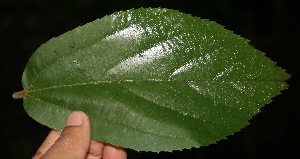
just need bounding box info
[20,8,290,152]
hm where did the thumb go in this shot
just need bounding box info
[41,111,91,159]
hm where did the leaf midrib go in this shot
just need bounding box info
[27,79,282,93]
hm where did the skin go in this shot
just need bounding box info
[32,111,127,159]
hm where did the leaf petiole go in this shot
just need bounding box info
[12,90,27,99]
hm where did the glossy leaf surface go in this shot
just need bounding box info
[19,8,289,152]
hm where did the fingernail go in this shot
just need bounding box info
[66,111,84,126]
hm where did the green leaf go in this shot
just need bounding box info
[15,8,290,152]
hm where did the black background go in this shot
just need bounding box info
[1,0,299,158]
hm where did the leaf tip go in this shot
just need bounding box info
[12,90,27,99]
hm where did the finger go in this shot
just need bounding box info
[32,130,61,159]
[86,140,105,159]
[40,111,91,159]
[103,144,127,159]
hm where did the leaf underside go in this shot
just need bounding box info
[20,8,289,152]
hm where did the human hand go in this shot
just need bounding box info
[32,111,127,159]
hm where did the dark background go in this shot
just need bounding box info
[1,0,299,158]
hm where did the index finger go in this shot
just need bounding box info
[32,130,61,159]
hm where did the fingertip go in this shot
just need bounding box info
[40,111,91,158]
[86,140,105,159]
[103,144,127,159]
[65,111,84,127]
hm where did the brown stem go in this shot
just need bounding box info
[12,90,27,99]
